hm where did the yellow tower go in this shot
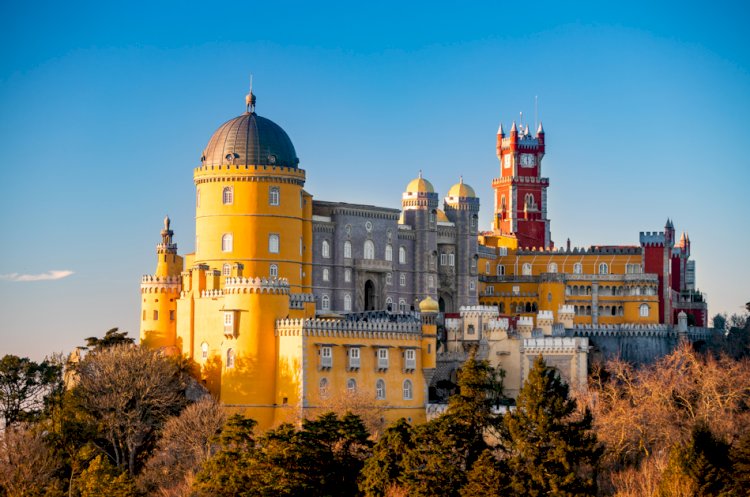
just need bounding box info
[140,216,183,351]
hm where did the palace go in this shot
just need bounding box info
[139,88,710,430]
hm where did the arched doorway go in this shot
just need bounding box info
[364,279,376,310]
[438,297,446,313]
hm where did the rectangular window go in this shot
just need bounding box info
[348,347,360,369]
[449,254,455,266]
[169,310,175,321]
[269,234,280,254]
[400,274,406,286]
[440,253,447,266]
[321,346,332,368]
[377,348,389,370]
[486,286,494,296]
[399,299,406,312]
[404,349,416,370]
[269,186,280,206]
[153,310,158,320]
[223,311,234,336]
[142,310,146,321]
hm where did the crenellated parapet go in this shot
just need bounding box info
[571,323,673,338]
[522,336,588,353]
[640,231,666,246]
[275,317,422,338]
[444,318,461,332]
[289,292,315,309]
[140,275,182,293]
[193,163,306,186]
[224,276,290,295]
[459,305,500,319]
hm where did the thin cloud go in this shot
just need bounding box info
[0,270,74,282]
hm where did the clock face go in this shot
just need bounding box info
[520,154,536,167]
[503,154,511,168]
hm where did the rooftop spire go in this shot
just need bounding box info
[245,74,256,113]
[497,123,504,136]
[510,121,517,133]
[537,121,544,134]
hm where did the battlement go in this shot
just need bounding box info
[276,317,422,337]
[571,324,673,338]
[522,337,588,353]
[516,245,641,256]
[289,292,315,309]
[140,275,181,293]
[639,231,666,246]
[224,276,290,295]
[487,318,509,330]
[444,318,461,331]
[459,305,499,318]
[559,305,574,315]
[517,316,534,327]
[537,310,554,322]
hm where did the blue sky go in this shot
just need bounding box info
[1,1,748,360]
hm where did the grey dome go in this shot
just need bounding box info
[201,111,299,168]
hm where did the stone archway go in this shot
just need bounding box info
[438,292,454,313]
[364,279,377,311]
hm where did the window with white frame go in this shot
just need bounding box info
[522,263,532,275]
[348,347,360,369]
[364,240,375,260]
[486,286,494,296]
[344,241,352,258]
[399,299,406,312]
[403,379,413,400]
[485,261,490,273]
[223,311,234,335]
[469,280,475,291]
[222,186,233,205]
[404,349,416,370]
[226,348,235,368]
[385,244,393,261]
[268,234,279,253]
[441,253,448,266]
[399,246,406,264]
[319,377,329,398]
[222,263,231,276]
[320,346,332,368]
[548,262,558,273]
[377,348,389,369]
[321,294,330,310]
[322,240,330,258]
[599,263,609,275]
[386,272,392,285]
[640,304,650,317]
[347,378,357,393]
[269,186,280,206]
[497,265,505,276]
[386,296,393,310]
[222,233,233,252]
[449,253,455,266]
[269,264,278,278]
[626,263,642,274]
[345,268,351,282]
[573,262,583,274]
[201,342,209,360]
[322,268,330,282]
[399,274,406,286]
[427,275,434,289]
[344,293,352,311]
[376,379,386,400]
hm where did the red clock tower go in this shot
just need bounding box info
[492,121,552,249]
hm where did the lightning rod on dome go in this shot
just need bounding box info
[245,74,256,113]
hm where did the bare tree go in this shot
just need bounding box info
[138,396,225,496]
[72,344,189,475]
[0,424,63,497]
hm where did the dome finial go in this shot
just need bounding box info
[418,169,423,179]
[459,175,463,184]
[245,74,256,113]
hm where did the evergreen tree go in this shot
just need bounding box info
[0,354,62,427]
[504,355,601,496]
[459,449,505,497]
[84,328,134,351]
[359,418,414,497]
[731,428,750,494]
[77,455,136,497]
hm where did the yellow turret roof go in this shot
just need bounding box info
[447,177,476,198]
[405,171,435,194]
[436,209,450,223]
[419,296,439,313]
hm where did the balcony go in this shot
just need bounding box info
[355,258,393,273]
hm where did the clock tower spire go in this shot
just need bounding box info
[491,119,552,249]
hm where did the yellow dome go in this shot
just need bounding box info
[405,171,434,194]
[419,296,439,313]
[436,209,450,223]
[447,177,476,198]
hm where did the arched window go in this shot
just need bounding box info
[399,274,406,286]
[399,299,406,312]
[319,378,329,398]
[226,348,234,369]
[269,186,280,206]
[497,265,505,276]
[201,342,209,360]
[386,273,392,285]
[427,275,434,289]
[522,263,532,276]
[268,234,279,254]
[467,324,475,335]
[321,294,330,310]
[573,262,583,274]
[322,268,330,282]
[344,241,352,259]
[221,233,233,252]
[322,240,330,258]
[385,296,393,310]
[364,240,375,260]
[399,247,406,264]
[222,186,233,205]
[403,379,413,400]
[640,304,650,317]
[344,268,351,282]
[344,294,352,311]
[385,244,393,261]
[222,263,231,276]
[599,263,609,275]
[376,379,386,400]
[548,263,558,273]
[347,378,357,393]
[270,264,278,278]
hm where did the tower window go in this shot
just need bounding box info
[386,272,392,285]
[484,261,489,273]
[319,377,329,398]
[548,263,558,273]
[320,347,332,368]
[222,233,233,252]
[270,264,278,278]
[497,265,505,276]
[385,244,393,261]
[169,310,175,321]
[269,186,280,206]
[403,379,413,400]
[364,240,375,260]
[573,262,583,274]
[377,348,389,369]
[222,263,231,276]
[226,348,235,369]
[640,304,650,317]
[522,263,532,276]
[400,274,406,286]
[222,186,233,205]
[268,234,280,254]
[344,293,352,311]
[449,254,455,266]
[153,310,158,320]
[376,379,386,400]
[201,342,208,360]
[224,311,234,335]
[322,240,330,258]
[599,263,609,275]
[345,268,351,282]
[386,296,393,310]
[322,268,330,282]
[348,347,360,368]
[399,247,406,264]
[344,241,352,259]
[347,378,357,393]
[399,299,406,312]
[404,349,416,370]
[321,294,330,310]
